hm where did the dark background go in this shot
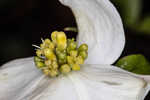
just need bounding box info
[0,0,150,99]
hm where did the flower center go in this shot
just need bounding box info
[33,31,88,77]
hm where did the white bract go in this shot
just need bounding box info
[0,0,150,100]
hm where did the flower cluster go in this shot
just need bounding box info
[34,31,88,77]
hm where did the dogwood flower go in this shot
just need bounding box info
[0,0,150,100]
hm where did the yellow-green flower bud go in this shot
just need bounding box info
[48,65,53,69]
[49,69,59,77]
[43,39,54,49]
[75,56,84,64]
[56,48,61,56]
[34,56,43,62]
[45,60,51,66]
[56,32,67,50]
[67,39,77,53]
[67,48,71,54]
[48,42,55,50]
[51,31,58,44]
[44,48,56,60]
[44,38,51,44]
[67,56,74,64]
[78,44,88,51]
[40,43,45,49]
[68,41,77,50]
[36,49,43,57]
[70,50,78,57]
[52,61,59,69]
[79,51,88,59]
[58,59,66,65]
[58,52,67,60]
[56,48,66,54]
[35,61,45,68]
[72,64,80,71]
[60,64,71,74]
[42,69,50,75]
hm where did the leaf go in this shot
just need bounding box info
[116,54,150,75]
[111,0,142,27]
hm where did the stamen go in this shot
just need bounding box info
[32,44,41,49]
[41,38,44,43]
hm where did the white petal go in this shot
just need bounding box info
[0,57,45,100]
[1,58,149,100]
[0,57,79,100]
[69,64,150,100]
[27,64,150,100]
[59,0,125,64]
[103,65,150,99]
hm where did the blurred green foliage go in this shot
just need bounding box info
[116,54,150,75]
[112,0,150,35]
[112,0,141,27]
[138,16,150,33]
